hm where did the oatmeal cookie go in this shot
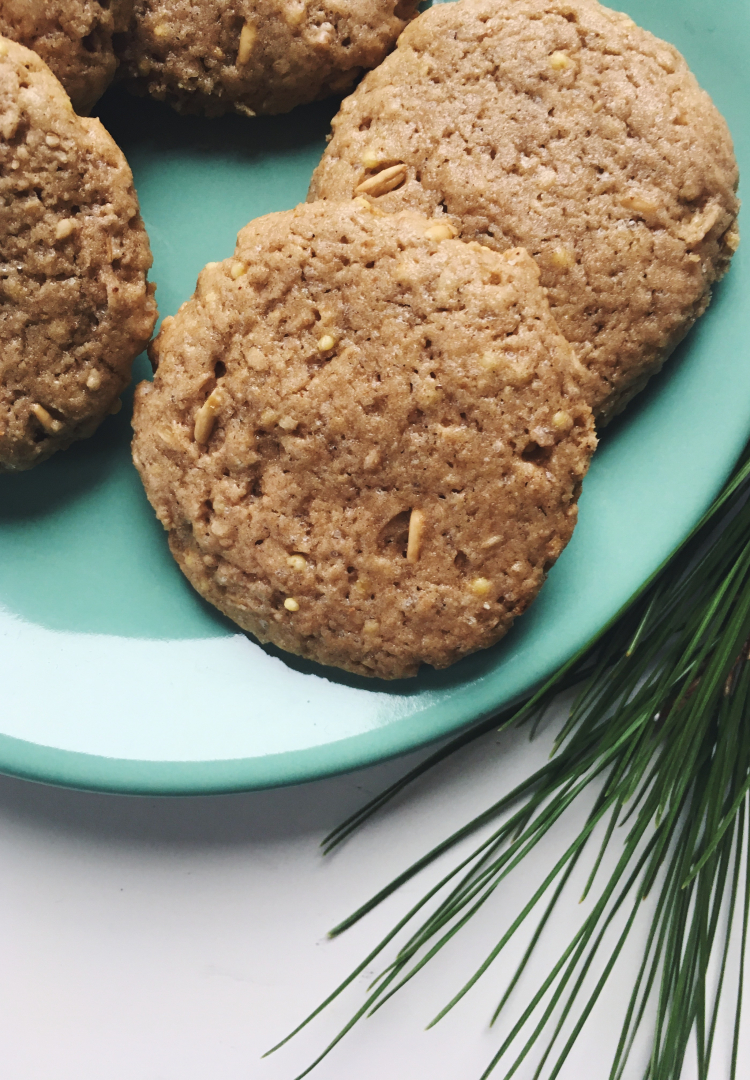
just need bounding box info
[0,37,157,472]
[309,0,740,423]
[0,0,133,114]
[132,201,595,679]
[117,0,420,118]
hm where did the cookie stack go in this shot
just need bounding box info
[0,0,741,680]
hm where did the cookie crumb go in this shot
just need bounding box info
[285,4,306,28]
[30,403,63,434]
[361,148,383,169]
[550,246,576,269]
[55,218,77,241]
[311,23,334,46]
[194,388,224,444]
[259,408,279,428]
[406,508,425,564]
[553,410,573,432]
[237,22,257,65]
[424,223,459,242]
[549,50,574,71]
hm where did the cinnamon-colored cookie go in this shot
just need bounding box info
[0,37,157,472]
[309,0,740,423]
[0,0,133,113]
[132,201,595,679]
[118,0,420,118]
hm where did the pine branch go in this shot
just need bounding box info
[268,443,750,1080]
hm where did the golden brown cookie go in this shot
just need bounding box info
[132,201,596,679]
[117,0,420,117]
[0,0,133,114]
[0,37,157,472]
[309,0,740,423]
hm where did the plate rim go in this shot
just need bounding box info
[0,440,737,798]
[0,0,747,795]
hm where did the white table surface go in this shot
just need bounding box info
[0,704,745,1080]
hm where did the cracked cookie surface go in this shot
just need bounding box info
[310,0,740,423]
[0,37,157,471]
[117,0,420,118]
[132,200,595,679]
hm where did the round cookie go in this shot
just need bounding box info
[309,0,740,424]
[0,37,158,472]
[0,0,133,114]
[117,0,420,118]
[132,201,596,680]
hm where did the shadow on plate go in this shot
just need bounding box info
[255,630,510,695]
[94,84,341,170]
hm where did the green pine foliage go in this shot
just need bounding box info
[269,444,750,1080]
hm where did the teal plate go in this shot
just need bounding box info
[0,0,747,794]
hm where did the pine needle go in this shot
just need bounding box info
[268,442,750,1080]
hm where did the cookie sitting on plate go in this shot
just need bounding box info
[0,0,133,114]
[309,0,740,424]
[132,200,596,679]
[117,0,420,117]
[0,37,157,472]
